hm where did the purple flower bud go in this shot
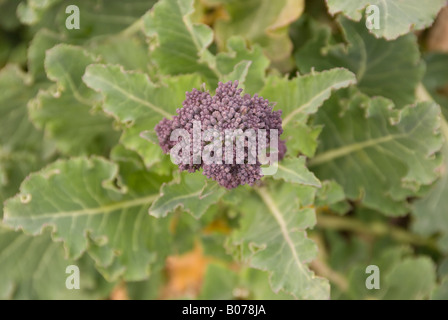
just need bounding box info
[155,81,287,189]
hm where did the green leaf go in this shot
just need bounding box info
[432,258,448,300]
[17,0,61,25]
[0,65,43,153]
[219,60,252,89]
[214,0,305,64]
[0,34,10,68]
[143,0,219,84]
[423,53,448,117]
[150,172,226,219]
[27,29,65,81]
[3,0,445,300]
[169,206,220,254]
[19,0,155,39]
[309,91,443,216]
[259,68,356,155]
[326,0,446,40]
[432,280,448,300]
[315,180,350,215]
[411,60,448,252]
[88,34,153,75]
[83,63,189,128]
[0,65,47,215]
[216,36,270,94]
[0,0,21,30]
[316,181,345,207]
[295,17,424,107]
[261,68,356,125]
[29,45,119,156]
[412,119,448,252]
[126,270,164,300]
[266,156,321,187]
[198,263,295,299]
[285,123,322,158]
[25,6,156,78]
[229,183,330,299]
[3,157,171,281]
[382,257,436,299]
[0,227,112,299]
[83,64,203,167]
[437,257,448,280]
[236,267,295,300]
[198,263,238,300]
[347,247,437,300]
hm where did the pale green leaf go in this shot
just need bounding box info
[229,183,330,299]
[27,29,65,81]
[326,0,446,40]
[286,123,322,158]
[432,280,448,300]
[0,0,21,30]
[143,0,219,84]
[83,64,203,167]
[431,258,448,300]
[259,68,356,156]
[382,257,436,300]
[295,17,424,107]
[198,264,294,300]
[315,180,349,215]
[260,68,356,126]
[236,268,295,300]
[0,65,47,215]
[412,119,448,251]
[220,60,252,88]
[150,172,226,219]
[0,65,43,152]
[198,263,238,300]
[309,90,443,216]
[126,270,164,300]
[29,45,119,155]
[17,0,61,25]
[266,156,321,187]
[216,36,270,94]
[19,0,155,39]
[347,247,437,300]
[410,61,448,252]
[3,157,171,281]
[214,0,305,63]
[88,35,153,75]
[0,227,112,300]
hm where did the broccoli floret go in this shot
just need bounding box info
[155,81,286,189]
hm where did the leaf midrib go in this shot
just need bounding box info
[4,194,157,221]
[308,133,405,167]
[256,187,309,280]
[282,78,355,126]
[150,189,202,217]
[87,73,173,119]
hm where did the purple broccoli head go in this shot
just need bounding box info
[154,81,286,189]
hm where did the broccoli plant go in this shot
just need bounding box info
[0,0,448,300]
[155,80,286,188]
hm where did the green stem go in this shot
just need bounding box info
[316,213,438,251]
[416,83,434,102]
[314,84,444,252]
[310,259,349,292]
[119,18,144,37]
[310,234,349,292]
